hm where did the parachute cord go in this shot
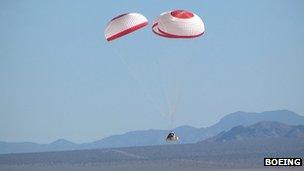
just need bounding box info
[155,55,179,131]
[108,41,182,130]
[156,42,181,130]
[111,45,165,116]
[171,81,181,130]
[154,57,172,118]
[167,76,180,131]
[170,112,174,131]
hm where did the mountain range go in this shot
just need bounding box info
[1,123,304,170]
[1,109,304,154]
[205,121,304,142]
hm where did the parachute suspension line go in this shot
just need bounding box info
[169,112,174,130]
[173,82,181,115]
[155,46,181,130]
[111,45,165,116]
[172,80,181,130]
[154,57,172,118]
[167,63,182,130]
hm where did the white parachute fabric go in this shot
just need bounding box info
[152,12,169,37]
[152,10,205,38]
[105,13,148,41]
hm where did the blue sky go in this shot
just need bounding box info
[1,0,304,143]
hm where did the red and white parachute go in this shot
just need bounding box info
[105,10,204,41]
[152,10,205,38]
[105,13,148,41]
[104,10,205,139]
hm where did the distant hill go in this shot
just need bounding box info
[85,125,205,149]
[207,110,304,133]
[1,109,304,154]
[87,110,304,149]
[205,121,304,142]
[0,139,77,154]
[82,129,169,148]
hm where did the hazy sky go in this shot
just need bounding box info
[1,0,304,143]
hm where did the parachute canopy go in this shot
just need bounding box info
[105,13,148,41]
[152,10,205,38]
